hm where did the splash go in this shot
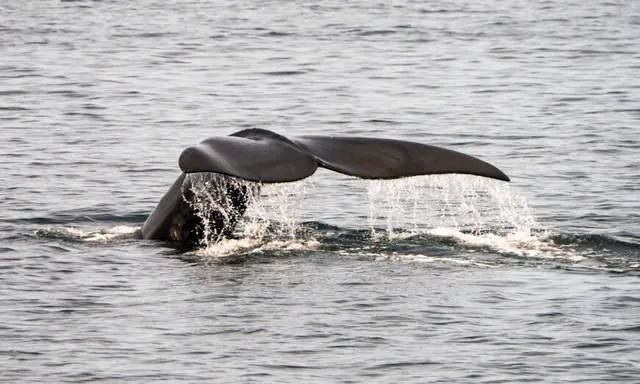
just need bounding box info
[366,175,537,237]
[183,173,555,259]
[183,173,261,246]
[174,172,592,262]
[243,180,309,241]
[361,175,582,260]
[187,237,321,261]
[36,226,140,243]
[184,174,312,257]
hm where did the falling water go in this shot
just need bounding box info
[183,173,312,256]
[363,175,581,260]
[242,179,310,241]
[366,175,536,236]
[180,172,558,259]
[35,174,544,259]
[182,172,261,247]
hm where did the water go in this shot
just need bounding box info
[1,0,639,382]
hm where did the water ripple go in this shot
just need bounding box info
[2,0,640,382]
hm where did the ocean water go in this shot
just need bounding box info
[1,0,639,382]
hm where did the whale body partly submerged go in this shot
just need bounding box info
[141,128,510,245]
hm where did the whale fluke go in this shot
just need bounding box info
[293,135,510,182]
[142,128,510,244]
[179,128,510,182]
[179,129,318,183]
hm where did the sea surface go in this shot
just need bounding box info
[1,1,639,382]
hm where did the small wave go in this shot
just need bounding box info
[261,70,307,76]
[9,212,148,225]
[261,31,294,37]
[0,90,29,96]
[356,29,396,36]
[110,32,178,38]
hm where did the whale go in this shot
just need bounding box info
[141,128,510,245]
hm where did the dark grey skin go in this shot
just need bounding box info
[141,172,259,246]
[174,173,259,243]
[141,129,510,246]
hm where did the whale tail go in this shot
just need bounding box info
[179,128,510,182]
[293,134,510,182]
[142,128,510,243]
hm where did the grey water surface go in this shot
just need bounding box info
[1,1,639,383]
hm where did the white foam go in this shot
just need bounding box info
[427,227,584,261]
[46,225,140,242]
[188,237,321,259]
[377,254,485,266]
